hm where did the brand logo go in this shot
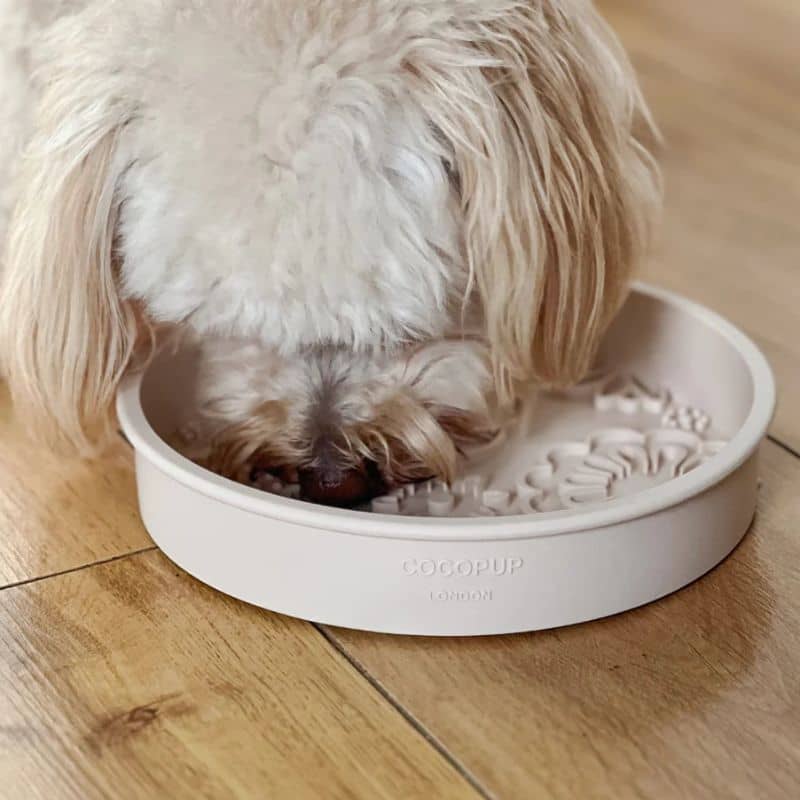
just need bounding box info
[402,557,523,578]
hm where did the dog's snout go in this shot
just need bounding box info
[298,457,384,508]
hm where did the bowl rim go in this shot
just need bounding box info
[117,282,776,541]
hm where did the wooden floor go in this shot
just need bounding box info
[2,1,799,797]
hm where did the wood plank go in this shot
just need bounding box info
[0,385,152,587]
[325,440,800,799]
[0,549,480,800]
[597,0,800,450]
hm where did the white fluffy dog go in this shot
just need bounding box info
[0,0,659,504]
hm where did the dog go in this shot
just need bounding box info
[0,0,659,505]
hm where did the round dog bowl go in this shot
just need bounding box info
[117,284,775,635]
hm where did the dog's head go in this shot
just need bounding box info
[0,1,659,497]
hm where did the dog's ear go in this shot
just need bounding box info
[0,26,148,453]
[419,2,660,395]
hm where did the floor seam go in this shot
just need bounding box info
[313,624,496,800]
[0,545,158,593]
[767,435,800,461]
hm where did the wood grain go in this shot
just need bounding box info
[0,385,152,587]
[326,440,800,799]
[0,550,479,800]
[598,0,800,451]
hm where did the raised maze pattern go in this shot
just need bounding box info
[368,428,726,516]
[245,374,728,517]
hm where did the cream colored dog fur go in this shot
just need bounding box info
[0,0,659,493]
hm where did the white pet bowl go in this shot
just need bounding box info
[117,284,775,635]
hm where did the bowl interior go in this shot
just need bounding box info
[137,288,758,517]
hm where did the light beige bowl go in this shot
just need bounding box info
[117,284,775,635]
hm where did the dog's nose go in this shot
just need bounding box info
[299,459,384,507]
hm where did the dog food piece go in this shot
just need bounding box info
[299,460,385,508]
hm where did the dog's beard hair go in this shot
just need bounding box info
[345,393,497,484]
[198,400,302,484]
[191,338,499,486]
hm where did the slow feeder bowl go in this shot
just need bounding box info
[117,284,775,636]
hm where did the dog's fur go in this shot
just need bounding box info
[0,0,659,488]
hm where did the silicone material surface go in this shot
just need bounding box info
[117,284,775,635]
